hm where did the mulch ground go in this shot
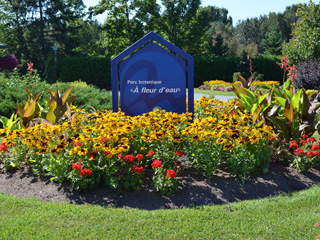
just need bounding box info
[1,162,320,210]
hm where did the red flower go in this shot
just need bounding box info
[84,168,92,176]
[73,142,81,147]
[312,144,320,150]
[294,148,304,155]
[307,137,316,143]
[166,169,176,178]
[132,164,144,173]
[289,140,298,149]
[300,139,308,146]
[280,55,289,71]
[118,153,124,159]
[147,150,155,157]
[124,154,135,163]
[269,137,275,141]
[151,160,162,168]
[104,151,111,155]
[80,168,92,176]
[175,150,183,157]
[27,62,33,73]
[100,137,108,143]
[302,134,308,138]
[0,142,8,152]
[307,150,318,157]
[72,162,82,171]
[288,65,298,82]
[136,154,144,160]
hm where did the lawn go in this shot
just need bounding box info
[193,88,236,98]
[1,184,320,239]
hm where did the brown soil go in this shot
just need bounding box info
[1,162,320,210]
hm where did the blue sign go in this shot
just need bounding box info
[112,32,194,116]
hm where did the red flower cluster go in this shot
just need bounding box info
[72,162,82,170]
[166,169,176,178]
[27,62,33,73]
[147,150,155,157]
[307,150,320,157]
[73,142,81,147]
[175,150,184,157]
[124,154,135,163]
[288,65,298,82]
[132,164,144,173]
[80,168,92,176]
[280,55,290,71]
[312,144,320,150]
[135,154,144,160]
[151,160,162,168]
[72,162,92,176]
[289,140,298,149]
[0,142,8,152]
[100,137,108,143]
[294,148,304,155]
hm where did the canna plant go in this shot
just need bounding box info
[0,113,21,135]
[265,79,320,141]
[17,87,43,128]
[45,86,76,124]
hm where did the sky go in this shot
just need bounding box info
[83,0,313,26]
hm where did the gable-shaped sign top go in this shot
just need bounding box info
[111,31,194,116]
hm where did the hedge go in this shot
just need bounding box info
[45,55,282,89]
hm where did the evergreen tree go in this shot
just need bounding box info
[212,34,228,56]
[262,27,283,55]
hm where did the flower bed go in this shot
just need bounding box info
[0,98,277,195]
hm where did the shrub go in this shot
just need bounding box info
[55,56,111,89]
[293,59,320,90]
[0,74,112,119]
[0,54,19,72]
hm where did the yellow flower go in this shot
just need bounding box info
[78,148,88,156]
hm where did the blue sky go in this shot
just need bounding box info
[83,0,312,26]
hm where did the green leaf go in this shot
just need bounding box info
[291,89,302,112]
[274,97,286,107]
[62,87,73,104]
[284,103,294,124]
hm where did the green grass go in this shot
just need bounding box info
[1,185,320,239]
[193,88,236,98]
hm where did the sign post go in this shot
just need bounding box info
[111,32,194,116]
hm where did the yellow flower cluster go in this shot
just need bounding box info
[204,80,233,87]
[251,80,280,86]
[2,98,276,158]
[234,80,280,87]
[190,97,275,150]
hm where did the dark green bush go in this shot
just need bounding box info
[44,55,282,89]
[251,55,282,81]
[293,59,320,90]
[58,56,111,89]
[194,56,237,87]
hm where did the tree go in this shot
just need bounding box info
[0,0,86,72]
[262,27,283,55]
[212,33,228,56]
[283,1,320,63]
[92,0,160,56]
[159,0,201,49]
